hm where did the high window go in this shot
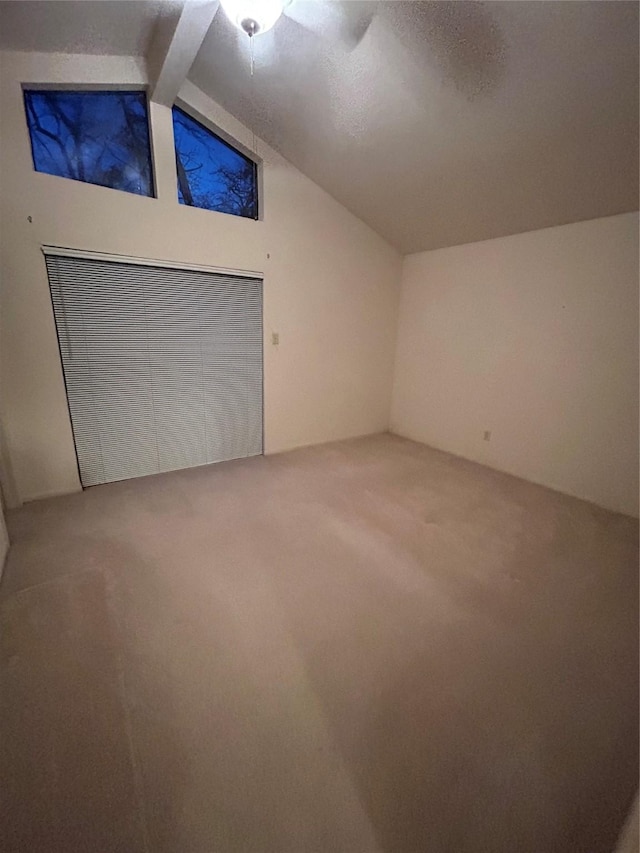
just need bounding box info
[172,106,258,220]
[23,90,154,197]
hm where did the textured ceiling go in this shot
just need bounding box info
[0,0,178,57]
[190,0,639,252]
[0,1,637,253]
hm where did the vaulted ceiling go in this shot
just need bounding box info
[1,0,638,253]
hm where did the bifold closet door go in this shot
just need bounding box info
[45,254,263,487]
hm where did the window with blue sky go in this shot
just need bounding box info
[172,107,258,220]
[23,90,154,197]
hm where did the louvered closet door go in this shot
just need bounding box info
[45,253,263,487]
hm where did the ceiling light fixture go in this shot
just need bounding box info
[220,0,286,38]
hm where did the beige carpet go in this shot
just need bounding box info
[1,433,637,853]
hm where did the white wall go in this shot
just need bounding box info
[391,213,639,516]
[1,50,636,515]
[0,51,401,503]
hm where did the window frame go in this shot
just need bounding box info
[22,86,156,199]
[172,101,261,221]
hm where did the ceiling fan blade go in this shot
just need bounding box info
[284,0,375,50]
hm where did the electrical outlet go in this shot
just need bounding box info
[271,332,279,346]
[483,430,491,441]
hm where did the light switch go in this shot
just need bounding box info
[271,332,279,346]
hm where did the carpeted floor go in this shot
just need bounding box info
[1,433,637,853]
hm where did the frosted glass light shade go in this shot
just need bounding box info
[220,0,286,35]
